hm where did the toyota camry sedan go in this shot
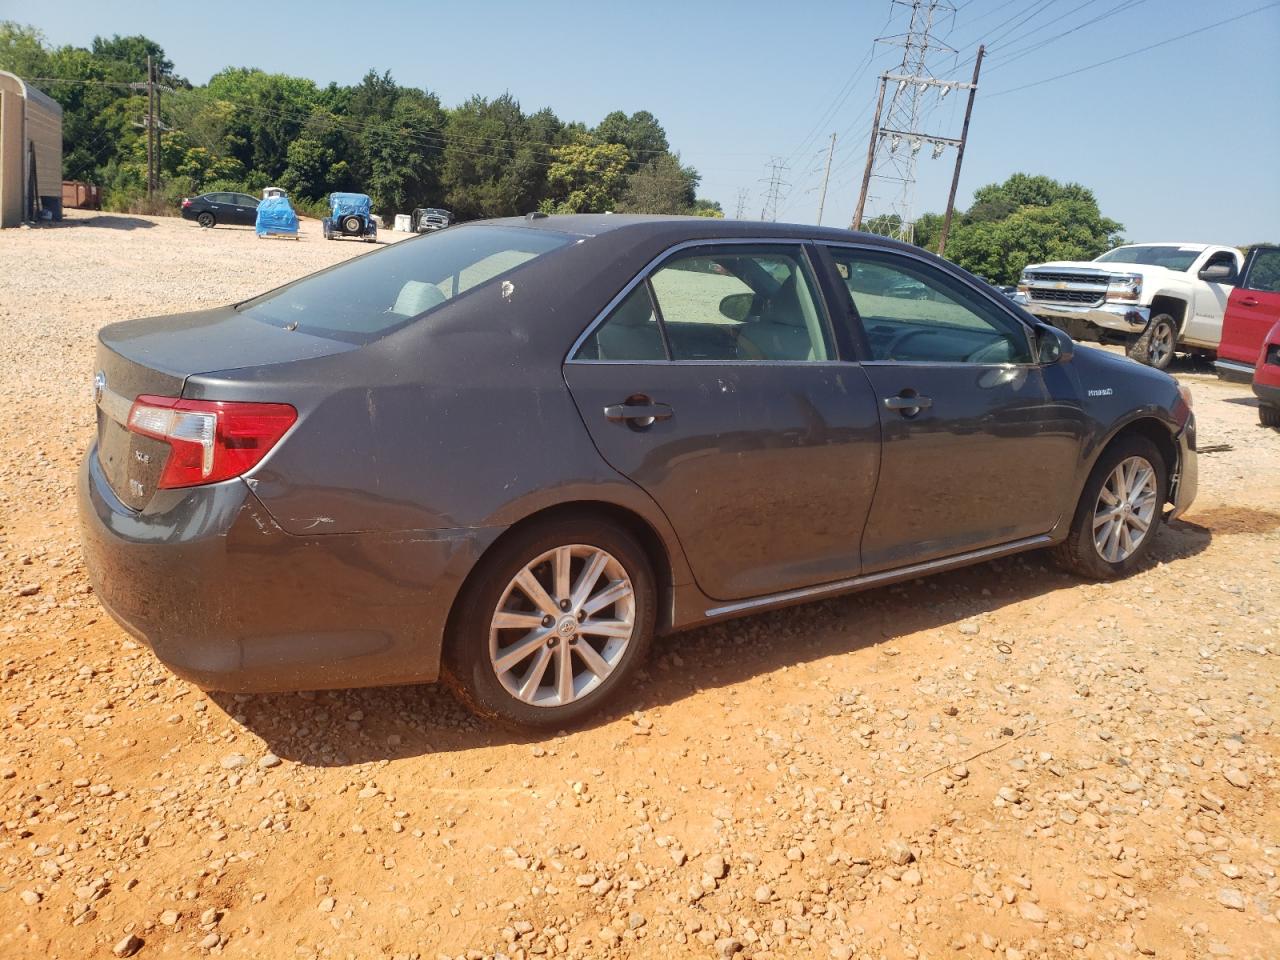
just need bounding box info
[79,215,1197,729]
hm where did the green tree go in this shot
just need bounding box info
[594,110,669,162]
[544,138,629,213]
[617,153,697,214]
[945,198,1124,284]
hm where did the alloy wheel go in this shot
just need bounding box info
[489,544,636,707]
[1147,321,1173,367]
[1092,455,1158,563]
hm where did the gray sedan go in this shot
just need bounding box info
[79,215,1197,729]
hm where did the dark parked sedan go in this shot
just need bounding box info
[79,216,1197,728]
[180,191,259,228]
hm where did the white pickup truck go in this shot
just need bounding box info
[1016,243,1243,369]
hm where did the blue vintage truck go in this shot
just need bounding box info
[323,193,378,243]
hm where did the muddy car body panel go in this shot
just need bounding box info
[79,216,1197,694]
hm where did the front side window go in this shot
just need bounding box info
[1245,248,1280,292]
[576,245,831,362]
[240,225,573,343]
[826,247,1032,364]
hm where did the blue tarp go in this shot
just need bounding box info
[329,193,372,218]
[255,195,299,236]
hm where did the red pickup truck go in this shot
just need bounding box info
[1215,245,1280,428]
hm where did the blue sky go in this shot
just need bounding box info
[9,0,1279,243]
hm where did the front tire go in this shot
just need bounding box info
[1128,313,1176,370]
[1052,436,1168,580]
[443,518,656,730]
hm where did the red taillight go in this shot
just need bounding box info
[127,395,297,489]
[181,198,191,207]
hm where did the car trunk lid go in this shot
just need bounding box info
[94,305,358,510]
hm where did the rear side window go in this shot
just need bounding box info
[574,245,831,362]
[240,226,573,343]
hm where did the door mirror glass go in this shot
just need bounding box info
[718,292,754,323]
[1199,262,1236,283]
[1037,324,1074,364]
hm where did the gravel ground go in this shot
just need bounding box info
[1,210,1277,960]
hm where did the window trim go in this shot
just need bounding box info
[566,238,841,365]
[819,240,1041,368]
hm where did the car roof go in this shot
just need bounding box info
[480,213,921,252]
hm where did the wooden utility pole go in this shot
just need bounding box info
[937,44,984,257]
[815,132,836,226]
[851,76,887,230]
[145,55,155,199]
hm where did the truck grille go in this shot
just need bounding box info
[1024,270,1110,308]
[1029,288,1104,305]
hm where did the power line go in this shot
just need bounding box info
[985,0,1150,72]
[987,2,1280,97]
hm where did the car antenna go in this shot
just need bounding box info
[526,211,548,221]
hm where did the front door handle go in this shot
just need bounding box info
[1240,296,1260,307]
[604,398,673,425]
[883,393,932,416]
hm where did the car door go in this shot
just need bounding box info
[820,244,1089,574]
[562,241,882,602]
[1221,246,1280,367]
[1187,249,1241,346]
[232,194,259,226]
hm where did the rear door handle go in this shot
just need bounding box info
[604,400,673,424]
[1240,296,1260,307]
[883,393,932,416]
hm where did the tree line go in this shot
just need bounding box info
[0,23,723,220]
[863,173,1126,285]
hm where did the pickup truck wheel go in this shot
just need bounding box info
[1261,404,1280,429]
[1052,436,1168,580]
[1128,313,1176,370]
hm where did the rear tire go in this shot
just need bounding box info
[443,518,656,730]
[197,212,215,228]
[1128,313,1176,370]
[1261,404,1280,429]
[1052,436,1168,580]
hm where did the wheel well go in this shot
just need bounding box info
[1148,296,1187,337]
[446,501,676,640]
[1104,418,1178,497]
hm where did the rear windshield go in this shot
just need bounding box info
[239,225,573,343]
[1094,245,1200,271]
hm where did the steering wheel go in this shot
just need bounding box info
[880,328,934,361]
[966,339,1014,364]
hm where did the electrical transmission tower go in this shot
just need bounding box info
[734,188,750,220]
[759,158,790,222]
[853,0,972,243]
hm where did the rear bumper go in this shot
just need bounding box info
[78,446,491,692]
[1168,414,1198,522]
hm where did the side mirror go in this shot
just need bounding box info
[1199,262,1236,283]
[719,292,754,323]
[1038,324,1074,364]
